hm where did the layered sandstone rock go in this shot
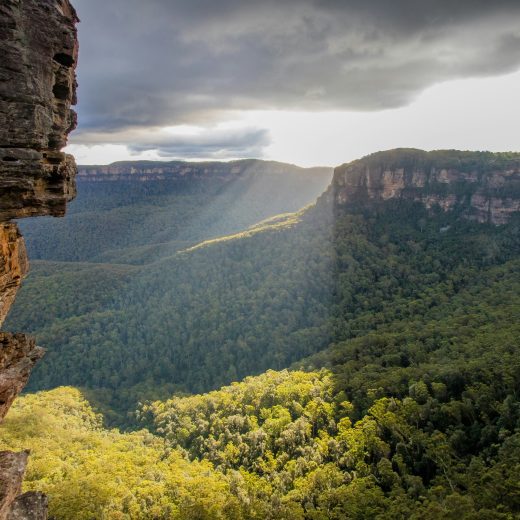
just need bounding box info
[0,1,79,517]
[0,0,78,220]
[333,149,520,224]
[0,225,28,327]
[0,452,28,520]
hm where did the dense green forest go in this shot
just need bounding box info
[3,151,520,517]
[2,266,519,518]
[8,203,335,421]
[7,186,520,423]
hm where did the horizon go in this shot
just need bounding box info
[75,145,520,170]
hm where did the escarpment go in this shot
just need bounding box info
[77,159,331,183]
[0,0,78,221]
[0,0,78,518]
[333,149,520,224]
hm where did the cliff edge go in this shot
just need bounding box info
[0,1,78,518]
[333,149,520,224]
[0,0,78,221]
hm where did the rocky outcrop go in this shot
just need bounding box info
[0,225,28,327]
[0,0,79,517]
[0,452,28,519]
[0,453,46,520]
[0,337,42,520]
[0,334,44,422]
[7,493,47,520]
[0,0,78,220]
[333,149,520,224]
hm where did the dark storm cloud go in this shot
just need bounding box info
[71,0,520,155]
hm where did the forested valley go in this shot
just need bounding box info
[3,151,520,518]
[18,159,332,264]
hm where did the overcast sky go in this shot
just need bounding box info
[67,0,520,166]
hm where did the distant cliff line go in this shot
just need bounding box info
[77,159,332,182]
[331,149,520,224]
[77,150,520,224]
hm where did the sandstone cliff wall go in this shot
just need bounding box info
[0,0,78,221]
[0,1,78,518]
[333,149,520,224]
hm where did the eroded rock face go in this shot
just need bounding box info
[0,0,78,220]
[0,1,79,517]
[333,149,520,224]
[0,452,28,519]
[0,334,44,423]
[0,225,28,327]
[0,454,47,520]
